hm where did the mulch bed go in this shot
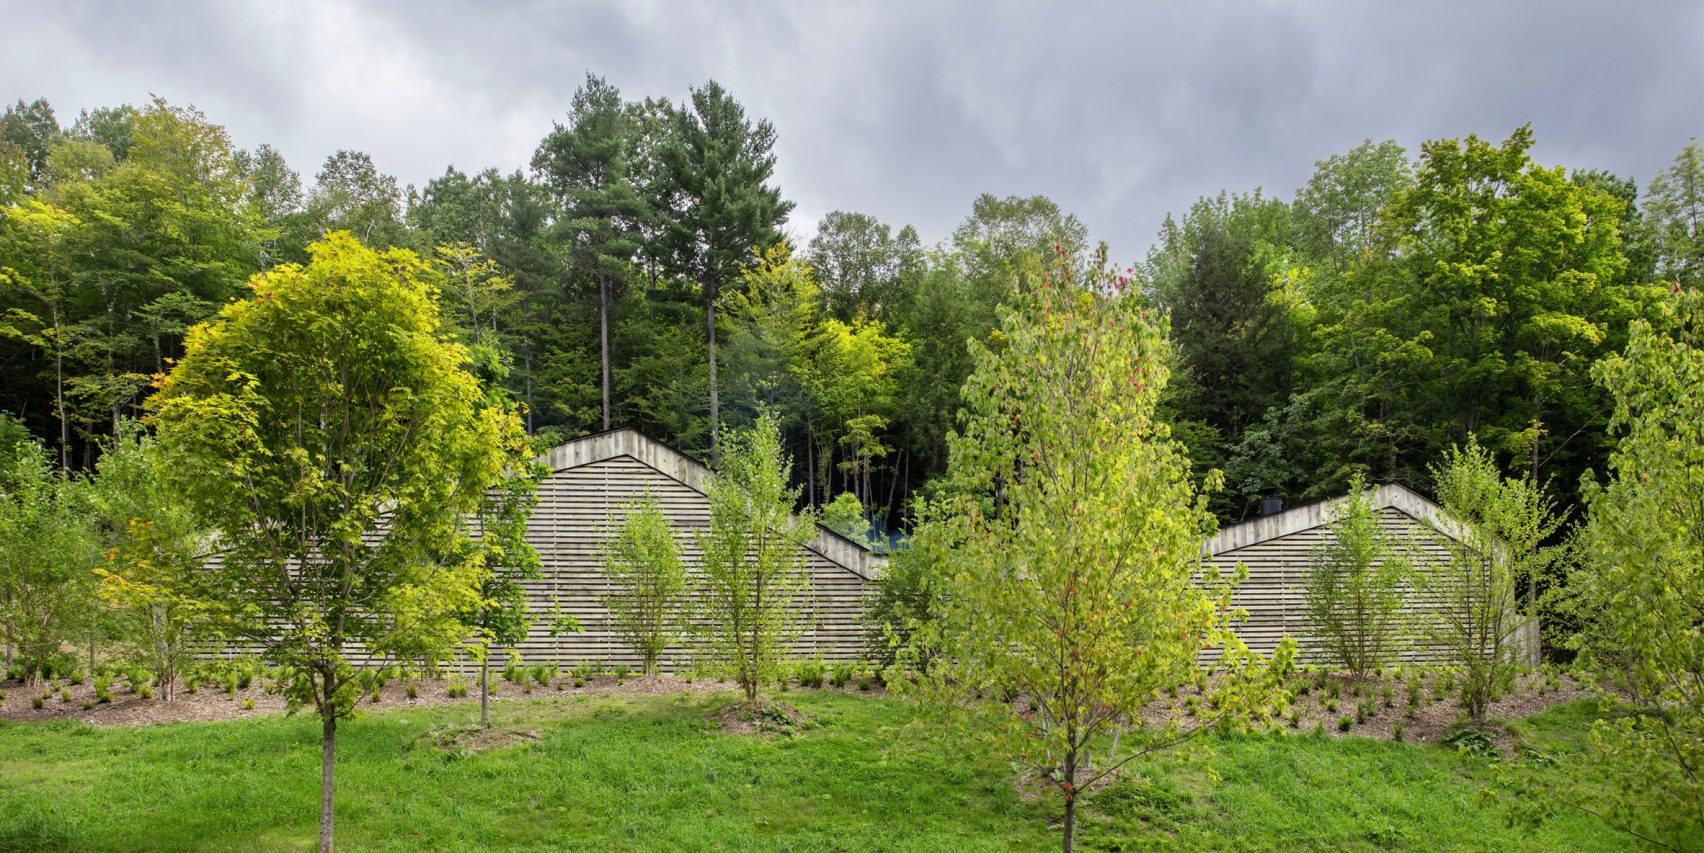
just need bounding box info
[0,672,876,727]
[1144,670,1595,747]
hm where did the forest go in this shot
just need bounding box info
[2,80,1698,535]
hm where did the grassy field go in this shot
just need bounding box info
[0,690,1630,852]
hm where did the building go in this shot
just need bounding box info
[1202,483,1539,666]
[511,428,882,670]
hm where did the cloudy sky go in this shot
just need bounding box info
[7,1,1702,263]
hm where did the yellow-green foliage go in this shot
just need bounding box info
[920,246,1293,852]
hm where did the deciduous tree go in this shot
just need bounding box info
[923,245,1291,853]
[693,411,815,703]
[1303,474,1412,678]
[1419,439,1559,723]
[601,493,686,676]
[150,232,521,853]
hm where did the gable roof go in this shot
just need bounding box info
[539,426,885,580]
[1204,482,1465,557]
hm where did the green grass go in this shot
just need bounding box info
[0,692,1631,852]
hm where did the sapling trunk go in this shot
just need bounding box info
[1061,750,1078,853]
[319,713,336,853]
[480,657,491,728]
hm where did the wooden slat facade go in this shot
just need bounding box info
[516,439,880,671]
[1204,506,1454,664]
[212,428,882,671]
[1200,484,1537,666]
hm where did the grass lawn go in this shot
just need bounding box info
[0,690,1631,852]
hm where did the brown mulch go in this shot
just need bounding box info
[1144,670,1594,747]
[0,672,869,727]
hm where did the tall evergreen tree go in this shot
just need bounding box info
[534,74,648,430]
[652,80,792,461]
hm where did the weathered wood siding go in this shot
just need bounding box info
[1203,506,1456,664]
[210,428,881,670]
[515,451,876,670]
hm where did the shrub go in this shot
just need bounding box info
[80,700,93,710]
[1313,720,1326,737]
[573,677,585,688]
[1338,716,1353,732]
[59,688,71,703]
[614,664,631,685]
[405,681,419,699]
[1324,699,1338,713]
[1287,710,1301,728]
[795,660,825,689]
[32,694,45,709]
[68,670,84,686]
[445,680,468,699]
[1381,683,1394,708]
[136,684,154,700]
[242,698,256,711]
[831,662,855,688]
[1392,721,1405,742]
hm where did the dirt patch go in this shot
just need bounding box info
[715,700,802,736]
[419,723,541,754]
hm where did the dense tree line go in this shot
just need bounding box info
[0,82,1089,536]
[2,88,1699,539]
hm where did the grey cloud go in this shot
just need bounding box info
[5,0,1700,265]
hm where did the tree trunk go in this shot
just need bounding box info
[480,657,491,729]
[1061,782,1077,853]
[319,713,337,853]
[600,274,611,431]
[54,306,68,471]
[523,349,535,434]
[707,287,720,465]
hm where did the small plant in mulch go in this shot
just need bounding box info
[32,694,46,710]
[405,681,419,700]
[830,662,854,688]
[1392,721,1405,742]
[80,700,92,710]
[1439,725,1502,759]
[242,698,256,711]
[445,679,469,699]
[1337,715,1352,732]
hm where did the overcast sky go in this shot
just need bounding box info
[6,1,1702,264]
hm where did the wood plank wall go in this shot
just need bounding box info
[1203,507,1459,665]
[516,454,875,671]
